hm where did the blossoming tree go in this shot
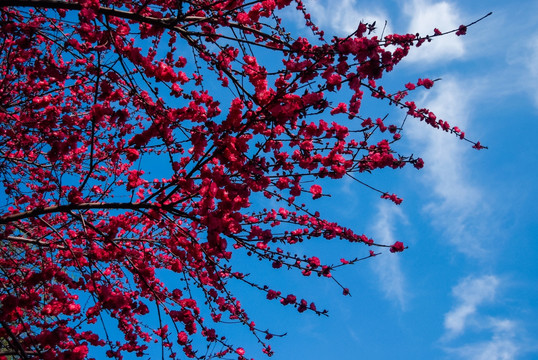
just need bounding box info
[0,0,489,358]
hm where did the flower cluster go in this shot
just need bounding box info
[0,1,487,359]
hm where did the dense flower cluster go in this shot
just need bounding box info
[0,0,487,358]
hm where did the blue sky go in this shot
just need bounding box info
[6,1,533,359]
[227,1,538,359]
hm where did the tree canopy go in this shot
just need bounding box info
[0,1,488,359]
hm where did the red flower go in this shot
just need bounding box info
[390,241,405,253]
[456,25,467,36]
[125,148,140,162]
[417,78,434,89]
[177,331,188,345]
[330,102,347,115]
[310,184,323,199]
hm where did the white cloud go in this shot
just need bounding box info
[442,276,523,360]
[445,318,520,360]
[303,0,392,37]
[524,34,538,107]
[444,275,499,337]
[495,5,538,109]
[403,0,465,63]
[406,78,489,257]
[369,202,408,309]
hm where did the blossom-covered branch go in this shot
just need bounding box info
[0,0,489,358]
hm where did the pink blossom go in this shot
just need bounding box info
[456,25,467,36]
[390,241,405,253]
[310,184,323,199]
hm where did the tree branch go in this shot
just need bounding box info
[0,0,288,48]
[0,202,190,224]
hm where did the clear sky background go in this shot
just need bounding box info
[226,1,538,359]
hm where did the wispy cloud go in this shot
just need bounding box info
[303,0,391,37]
[405,78,490,257]
[446,319,520,360]
[523,34,538,108]
[403,0,465,63]
[442,275,523,360]
[369,202,408,309]
[443,275,499,338]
